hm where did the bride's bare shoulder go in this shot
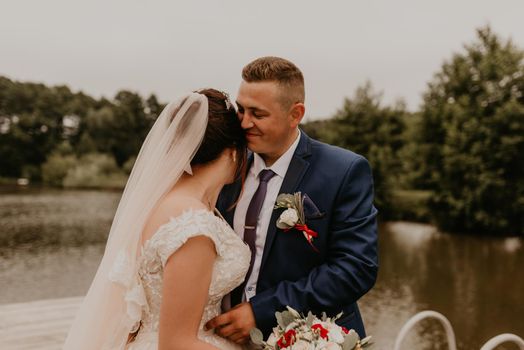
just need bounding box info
[158,192,207,217]
[141,193,207,243]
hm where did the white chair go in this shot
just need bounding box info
[393,310,457,350]
[480,334,524,350]
[393,310,524,350]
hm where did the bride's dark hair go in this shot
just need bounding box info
[191,88,247,183]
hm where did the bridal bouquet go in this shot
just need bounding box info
[250,307,372,350]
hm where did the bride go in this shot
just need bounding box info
[63,89,251,349]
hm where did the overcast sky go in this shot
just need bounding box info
[1,0,524,119]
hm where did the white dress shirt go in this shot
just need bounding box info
[233,131,301,301]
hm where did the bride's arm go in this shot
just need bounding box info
[158,235,220,350]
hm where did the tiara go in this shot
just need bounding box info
[221,90,232,110]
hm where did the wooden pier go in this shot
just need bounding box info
[0,297,82,350]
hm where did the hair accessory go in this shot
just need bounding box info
[221,90,232,110]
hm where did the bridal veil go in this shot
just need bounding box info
[63,92,209,349]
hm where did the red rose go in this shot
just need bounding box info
[342,326,350,334]
[312,323,329,339]
[277,329,296,348]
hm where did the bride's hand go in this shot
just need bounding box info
[205,302,256,344]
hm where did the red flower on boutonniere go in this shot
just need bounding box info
[274,192,319,251]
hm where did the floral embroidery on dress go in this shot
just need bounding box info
[109,250,147,333]
[118,209,250,350]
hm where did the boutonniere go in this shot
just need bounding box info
[274,192,319,251]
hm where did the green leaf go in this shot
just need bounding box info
[361,336,372,345]
[275,194,295,208]
[280,310,295,327]
[286,306,301,318]
[342,331,359,350]
[306,311,314,327]
[362,341,375,349]
[275,311,284,328]
[294,192,306,222]
[250,328,265,345]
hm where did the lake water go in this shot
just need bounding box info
[0,187,522,349]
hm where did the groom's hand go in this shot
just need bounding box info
[204,302,256,344]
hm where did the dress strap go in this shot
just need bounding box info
[213,208,226,221]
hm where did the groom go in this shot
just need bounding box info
[206,57,378,344]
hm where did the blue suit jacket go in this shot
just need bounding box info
[217,131,378,338]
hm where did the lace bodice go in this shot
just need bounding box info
[127,209,250,349]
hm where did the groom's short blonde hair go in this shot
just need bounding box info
[242,56,305,110]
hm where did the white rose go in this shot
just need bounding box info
[279,208,299,227]
[321,342,342,350]
[292,340,315,350]
[324,323,344,343]
[315,339,328,349]
[301,328,314,342]
[285,321,300,332]
[266,331,278,347]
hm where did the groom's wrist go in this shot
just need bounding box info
[248,295,275,337]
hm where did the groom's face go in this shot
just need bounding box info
[236,81,301,164]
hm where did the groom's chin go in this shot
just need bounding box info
[246,143,259,153]
[247,139,266,152]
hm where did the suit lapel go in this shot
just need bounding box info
[259,132,312,273]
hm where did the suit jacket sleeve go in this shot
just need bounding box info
[249,155,379,333]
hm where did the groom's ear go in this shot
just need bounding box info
[289,102,305,127]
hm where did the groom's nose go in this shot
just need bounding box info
[240,113,254,129]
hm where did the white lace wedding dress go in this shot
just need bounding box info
[125,209,250,350]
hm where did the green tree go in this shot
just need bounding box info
[145,94,165,121]
[40,141,76,186]
[0,77,98,179]
[63,153,127,189]
[419,26,524,235]
[84,91,151,166]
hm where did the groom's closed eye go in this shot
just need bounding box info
[248,108,268,118]
[236,102,246,114]
[237,103,268,118]
[252,111,266,118]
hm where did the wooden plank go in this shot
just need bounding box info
[0,297,82,350]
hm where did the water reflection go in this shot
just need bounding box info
[0,187,120,247]
[1,188,523,349]
[361,222,524,349]
[0,245,104,304]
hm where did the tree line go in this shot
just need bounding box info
[0,77,165,187]
[1,26,522,235]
